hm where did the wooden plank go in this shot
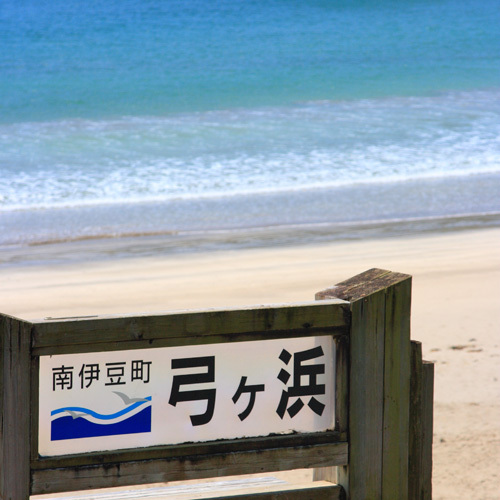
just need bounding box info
[408,350,434,500]
[31,441,348,494]
[408,341,423,500]
[340,289,386,499]
[29,480,344,500]
[421,361,434,500]
[32,430,345,470]
[316,268,410,302]
[313,465,338,484]
[313,335,348,486]
[381,277,411,500]
[187,482,345,500]
[315,276,388,498]
[317,269,389,299]
[32,301,349,351]
[30,355,40,463]
[316,269,413,500]
[0,315,31,500]
[32,327,345,356]
[335,335,349,434]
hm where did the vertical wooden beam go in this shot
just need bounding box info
[30,355,40,463]
[316,269,412,500]
[339,288,386,499]
[313,466,338,486]
[335,335,349,436]
[421,361,434,500]
[381,277,411,499]
[409,342,434,500]
[313,333,349,486]
[409,341,423,500]
[0,314,31,500]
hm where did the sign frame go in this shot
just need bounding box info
[27,300,350,494]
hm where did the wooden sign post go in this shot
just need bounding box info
[0,269,433,500]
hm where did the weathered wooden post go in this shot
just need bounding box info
[314,268,433,500]
[409,341,434,500]
[0,315,32,500]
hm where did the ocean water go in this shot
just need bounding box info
[1,0,499,258]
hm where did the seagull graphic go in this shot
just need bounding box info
[65,409,85,419]
[113,391,149,405]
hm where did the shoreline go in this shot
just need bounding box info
[3,171,500,252]
[2,211,500,268]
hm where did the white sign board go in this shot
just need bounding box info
[39,336,335,457]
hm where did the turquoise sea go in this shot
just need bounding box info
[1,0,499,260]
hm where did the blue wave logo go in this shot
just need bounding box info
[51,391,152,441]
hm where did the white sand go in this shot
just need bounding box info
[2,227,499,499]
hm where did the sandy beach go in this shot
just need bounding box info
[1,227,499,499]
[3,2,499,499]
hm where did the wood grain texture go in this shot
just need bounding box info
[409,341,423,500]
[32,430,345,470]
[316,268,410,303]
[341,289,386,499]
[31,301,349,353]
[312,466,338,483]
[31,441,348,494]
[30,356,40,464]
[381,278,411,500]
[335,335,349,435]
[408,346,434,500]
[32,328,344,356]
[316,269,413,500]
[0,315,32,500]
[421,361,434,500]
[315,284,387,498]
[30,481,345,500]
[312,336,349,486]
[194,482,346,500]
